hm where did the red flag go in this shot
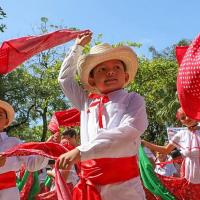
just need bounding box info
[48,108,80,134]
[0,29,90,74]
[175,46,189,66]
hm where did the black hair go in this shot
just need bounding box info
[170,149,181,159]
[62,128,77,138]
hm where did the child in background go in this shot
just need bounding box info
[58,31,148,199]
[154,152,178,177]
[0,100,49,200]
[142,107,200,199]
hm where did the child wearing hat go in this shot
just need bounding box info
[0,100,49,200]
[58,32,148,200]
[142,107,200,199]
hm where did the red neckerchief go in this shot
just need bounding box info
[88,93,110,128]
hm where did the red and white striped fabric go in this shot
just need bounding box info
[176,34,200,120]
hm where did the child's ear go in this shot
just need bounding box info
[88,77,96,86]
[125,73,129,83]
[4,119,9,129]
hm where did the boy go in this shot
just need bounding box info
[0,100,49,200]
[154,152,178,177]
[61,128,78,150]
[58,32,148,200]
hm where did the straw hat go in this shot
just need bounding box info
[77,43,138,91]
[0,100,15,127]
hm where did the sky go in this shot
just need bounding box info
[0,0,200,57]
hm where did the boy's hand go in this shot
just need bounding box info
[75,31,92,47]
[0,155,6,167]
[58,148,80,169]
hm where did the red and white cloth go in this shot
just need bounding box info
[176,34,200,120]
[0,29,90,74]
[0,132,49,200]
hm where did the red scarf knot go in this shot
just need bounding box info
[88,93,110,128]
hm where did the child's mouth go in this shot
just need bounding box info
[105,79,117,84]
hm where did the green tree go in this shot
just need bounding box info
[0,6,6,32]
[2,18,69,141]
[128,40,191,144]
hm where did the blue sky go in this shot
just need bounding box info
[0,0,200,57]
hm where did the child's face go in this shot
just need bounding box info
[61,135,77,147]
[177,108,198,128]
[89,59,129,94]
[156,152,167,162]
[0,108,9,131]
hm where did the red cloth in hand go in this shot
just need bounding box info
[0,29,90,74]
[1,142,72,200]
[48,108,80,134]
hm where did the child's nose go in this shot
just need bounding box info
[107,69,115,76]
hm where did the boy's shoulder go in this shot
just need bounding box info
[128,91,145,101]
[5,136,22,145]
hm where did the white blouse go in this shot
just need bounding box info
[0,132,49,200]
[169,129,200,183]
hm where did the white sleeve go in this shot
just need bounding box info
[58,44,87,110]
[78,96,148,160]
[19,155,49,172]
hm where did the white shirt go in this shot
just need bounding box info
[143,147,156,160]
[169,129,200,183]
[0,132,49,200]
[58,45,148,200]
[154,161,177,176]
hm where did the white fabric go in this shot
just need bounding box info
[143,147,156,160]
[154,161,177,176]
[0,132,49,200]
[67,165,79,186]
[169,129,200,183]
[58,45,148,200]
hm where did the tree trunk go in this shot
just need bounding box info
[41,106,48,142]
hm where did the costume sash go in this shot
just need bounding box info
[0,171,16,190]
[73,156,139,200]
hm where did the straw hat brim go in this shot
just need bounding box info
[0,100,15,127]
[77,46,138,92]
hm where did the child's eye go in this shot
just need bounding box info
[114,65,122,70]
[98,67,106,72]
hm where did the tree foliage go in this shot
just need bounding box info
[2,18,69,141]
[0,6,6,32]
[128,39,191,144]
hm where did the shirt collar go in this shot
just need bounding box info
[0,132,8,142]
[106,89,128,100]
